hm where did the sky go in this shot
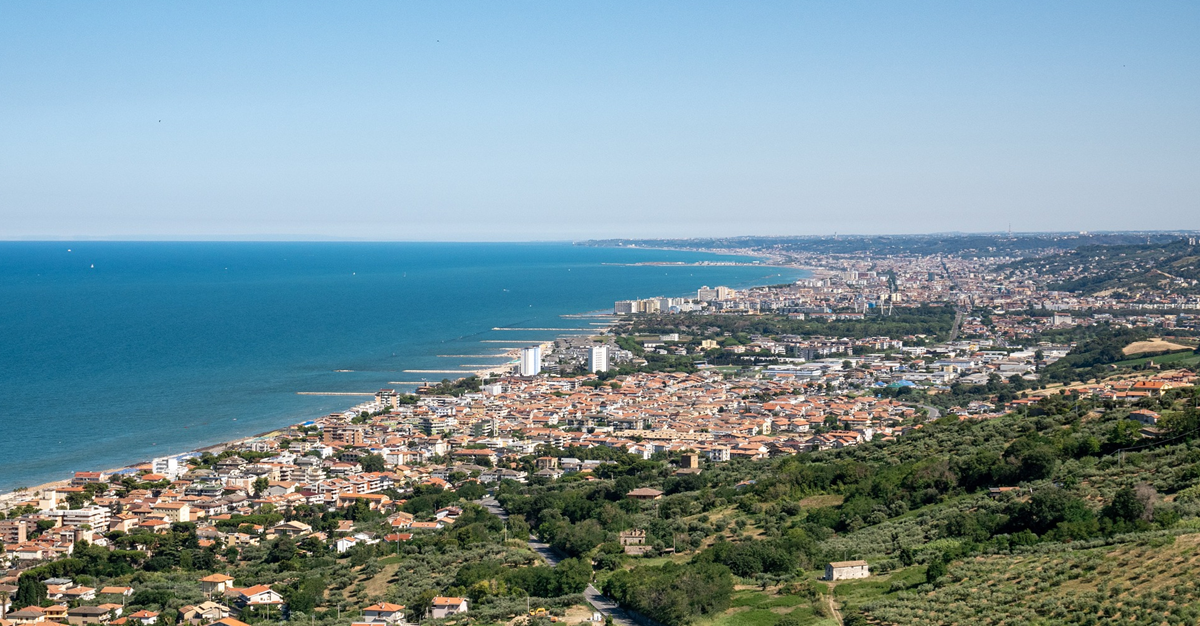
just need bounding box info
[1,2,1198,240]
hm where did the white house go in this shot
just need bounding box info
[234,585,284,609]
[361,603,407,624]
[427,597,468,619]
[825,560,869,581]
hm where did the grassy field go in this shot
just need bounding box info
[688,567,929,626]
[863,531,1200,626]
[693,588,836,626]
[1112,349,1200,368]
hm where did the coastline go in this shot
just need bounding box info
[0,246,799,501]
[0,318,615,511]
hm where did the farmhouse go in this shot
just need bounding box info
[825,560,870,581]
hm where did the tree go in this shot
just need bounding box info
[265,535,297,564]
[360,454,386,473]
[285,576,325,614]
[253,476,270,496]
[1103,485,1155,525]
[408,589,439,622]
[554,558,593,594]
[456,481,486,501]
[1107,420,1141,448]
[14,576,46,610]
[925,555,947,585]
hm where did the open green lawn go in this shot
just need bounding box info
[695,589,838,626]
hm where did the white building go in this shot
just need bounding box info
[696,286,736,301]
[825,560,870,581]
[427,597,468,620]
[46,506,111,529]
[151,456,184,480]
[519,346,542,377]
[588,345,609,373]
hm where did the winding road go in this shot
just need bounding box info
[476,496,638,626]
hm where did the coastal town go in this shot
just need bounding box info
[3,237,1200,626]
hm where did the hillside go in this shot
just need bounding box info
[489,382,1200,626]
[998,238,1200,296]
[579,233,1191,259]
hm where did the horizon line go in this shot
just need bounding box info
[1,229,1199,243]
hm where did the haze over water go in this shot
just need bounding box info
[0,242,803,491]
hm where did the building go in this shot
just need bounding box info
[269,521,313,537]
[825,561,870,581]
[8,609,47,624]
[180,602,231,625]
[520,346,542,377]
[67,606,113,625]
[151,456,184,480]
[233,585,284,610]
[48,506,111,529]
[361,603,407,624]
[626,488,663,501]
[0,519,28,544]
[588,345,609,373]
[323,424,366,446]
[419,416,450,436]
[618,529,650,555]
[427,598,468,620]
[151,502,190,523]
[71,471,106,486]
[199,574,236,596]
[1129,409,1161,426]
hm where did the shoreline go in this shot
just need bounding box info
[0,248,788,502]
[0,319,613,509]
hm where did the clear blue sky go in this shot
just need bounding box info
[1,2,1197,240]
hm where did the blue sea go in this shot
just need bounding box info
[0,242,804,491]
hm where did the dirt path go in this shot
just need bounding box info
[825,585,843,626]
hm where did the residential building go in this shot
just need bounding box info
[520,346,542,377]
[427,598,468,620]
[588,345,609,373]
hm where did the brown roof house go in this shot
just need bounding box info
[426,598,467,620]
[625,488,663,501]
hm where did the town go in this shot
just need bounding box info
[3,236,1200,626]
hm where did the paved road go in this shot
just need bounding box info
[528,541,562,566]
[584,584,639,626]
[476,496,637,625]
[948,308,965,341]
[914,403,941,420]
[476,496,508,520]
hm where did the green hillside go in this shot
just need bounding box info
[999,239,1200,296]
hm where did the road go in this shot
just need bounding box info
[907,402,941,420]
[527,540,562,566]
[948,308,965,341]
[476,496,638,626]
[584,584,639,626]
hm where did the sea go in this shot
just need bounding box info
[0,242,805,492]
